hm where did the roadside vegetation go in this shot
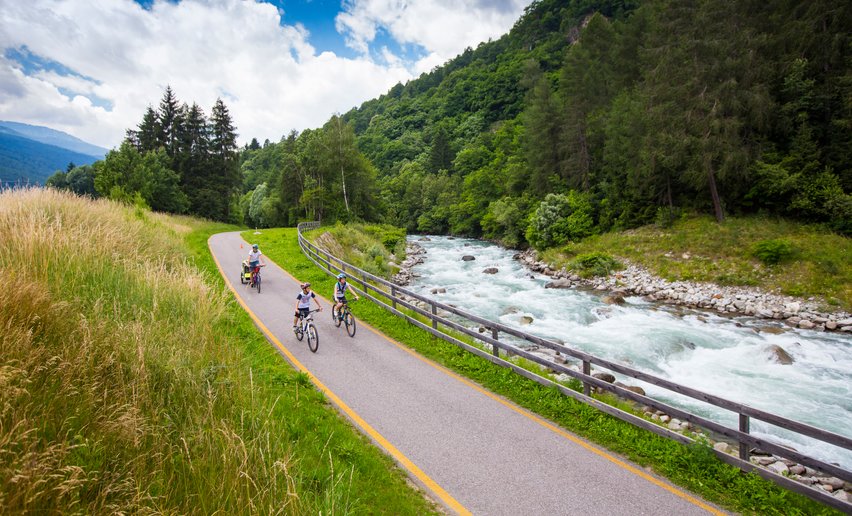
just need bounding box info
[0,189,435,514]
[539,214,851,312]
[250,225,839,516]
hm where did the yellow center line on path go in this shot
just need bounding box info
[208,236,471,516]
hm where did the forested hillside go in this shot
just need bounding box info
[50,0,851,249]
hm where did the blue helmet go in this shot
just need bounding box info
[252,244,259,250]
[337,273,347,279]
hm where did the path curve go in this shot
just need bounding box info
[209,231,726,515]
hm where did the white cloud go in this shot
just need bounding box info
[0,0,411,148]
[336,0,530,66]
[0,0,531,149]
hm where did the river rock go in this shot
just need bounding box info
[461,255,475,261]
[483,267,499,274]
[545,279,573,289]
[798,319,816,329]
[614,382,645,396]
[418,237,431,241]
[837,318,852,326]
[593,372,615,383]
[430,287,447,294]
[757,326,786,335]
[767,461,789,475]
[713,442,731,454]
[824,477,846,490]
[602,295,625,305]
[825,320,838,330]
[765,344,794,365]
[520,316,534,325]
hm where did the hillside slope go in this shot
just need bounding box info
[0,128,103,184]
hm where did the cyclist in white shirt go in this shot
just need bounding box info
[293,282,322,331]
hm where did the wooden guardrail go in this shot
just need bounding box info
[297,222,852,512]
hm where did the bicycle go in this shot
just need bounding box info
[295,309,320,352]
[333,299,356,337]
[249,264,265,293]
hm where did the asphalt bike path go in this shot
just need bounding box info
[209,231,726,515]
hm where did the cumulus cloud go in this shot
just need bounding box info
[336,0,530,66]
[0,0,411,148]
[0,0,531,149]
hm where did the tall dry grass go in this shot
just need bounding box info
[0,189,307,513]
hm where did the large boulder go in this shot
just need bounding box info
[461,255,476,261]
[765,344,794,365]
[602,295,625,305]
[483,267,499,274]
[520,316,534,325]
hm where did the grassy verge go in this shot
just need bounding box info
[248,226,840,516]
[540,214,851,312]
[0,189,436,514]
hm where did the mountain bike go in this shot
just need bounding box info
[249,264,264,293]
[333,299,356,337]
[295,309,320,352]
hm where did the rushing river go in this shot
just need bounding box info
[406,235,852,469]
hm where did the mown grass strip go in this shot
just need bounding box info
[247,226,841,516]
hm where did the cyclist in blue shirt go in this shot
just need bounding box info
[332,273,360,321]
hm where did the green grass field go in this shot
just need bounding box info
[543,214,851,312]
[247,224,841,516]
[0,189,436,514]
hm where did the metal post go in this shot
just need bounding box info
[583,360,591,397]
[491,328,499,358]
[739,414,750,460]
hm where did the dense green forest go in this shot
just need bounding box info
[50,0,851,248]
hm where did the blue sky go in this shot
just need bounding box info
[0,0,532,148]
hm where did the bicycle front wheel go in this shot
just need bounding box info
[344,312,356,337]
[307,323,319,352]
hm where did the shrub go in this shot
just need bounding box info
[571,252,621,277]
[526,191,595,249]
[751,239,794,265]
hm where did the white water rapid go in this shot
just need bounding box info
[406,236,852,469]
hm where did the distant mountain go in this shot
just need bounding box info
[0,121,107,186]
[0,121,108,157]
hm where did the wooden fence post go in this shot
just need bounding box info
[492,328,499,358]
[583,360,591,397]
[739,414,750,460]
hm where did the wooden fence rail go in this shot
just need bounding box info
[297,222,852,512]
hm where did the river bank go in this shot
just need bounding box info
[513,248,852,334]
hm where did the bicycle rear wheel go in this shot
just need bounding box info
[344,312,356,337]
[256,274,261,293]
[296,321,304,341]
[307,323,319,352]
[333,305,342,327]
